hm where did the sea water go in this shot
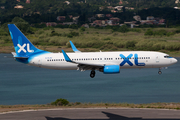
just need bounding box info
[0,54,180,105]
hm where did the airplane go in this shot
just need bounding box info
[8,24,178,78]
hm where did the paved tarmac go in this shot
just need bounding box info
[0,108,180,120]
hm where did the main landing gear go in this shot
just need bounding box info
[90,70,96,78]
[158,68,162,75]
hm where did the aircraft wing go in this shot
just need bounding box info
[61,50,104,71]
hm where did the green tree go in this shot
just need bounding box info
[145,29,154,36]
[51,98,69,106]
[80,26,85,32]
[1,17,33,34]
[119,25,129,33]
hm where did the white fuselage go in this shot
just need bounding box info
[29,51,177,70]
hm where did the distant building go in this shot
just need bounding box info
[63,22,77,25]
[82,24,89,28]
[57,16,66,21]
[91,19,119,27]
[73,16,79,23]
[107,20,113,25]
[110,17,120,23]
[96,14,105,18]
[107,6,113,9]
[158,19,165,25]
[1,6,5,9]
[141,20,155,25]
[111,10,117,13]
[114,6,123,11]
[106,14,112,18]
[147,16,154,20]
[175,0,180,4]
[125,7,134,10]
[119,0,123,5]
[26,0,30,4]
[174,7,180,9]
[93,20,102,26]
[64,1,70,5]
[46,22,57,27]
[14,5,24,9]
[133,15,141,21]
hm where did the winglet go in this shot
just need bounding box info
[61,50,72,62]
[70,41,81,53]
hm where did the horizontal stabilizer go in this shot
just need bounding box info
[11,52,16,57]
[11,52,28,59]
[14,57,28,59]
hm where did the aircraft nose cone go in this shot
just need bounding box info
[174,58,178,63]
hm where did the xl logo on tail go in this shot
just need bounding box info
[17,43,34,53]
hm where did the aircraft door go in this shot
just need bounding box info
[38,58,41,67]
[156,55,159,63]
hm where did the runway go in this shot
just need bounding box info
[0,108,180,120]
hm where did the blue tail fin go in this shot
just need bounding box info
[8,24,45,57]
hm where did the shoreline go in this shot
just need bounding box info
[0,102,180,113]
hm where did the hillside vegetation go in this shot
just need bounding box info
[1,23,180,56]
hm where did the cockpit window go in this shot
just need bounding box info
[164,55,172,58]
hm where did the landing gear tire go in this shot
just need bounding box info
[158,71,162,75]
[90,71,95,78]
[158,68,162,75]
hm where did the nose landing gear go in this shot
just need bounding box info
[158,68,162,75]
[90,70,95,78]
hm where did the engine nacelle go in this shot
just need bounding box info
[103,65,120,74]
